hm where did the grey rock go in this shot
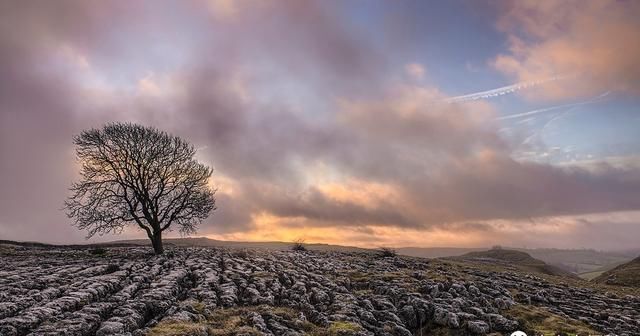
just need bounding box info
[467,320,490,335]
[1,246,638,336]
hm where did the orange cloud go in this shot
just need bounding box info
[205,211,640,250]
[206,212,492,248]
[206,0,240,20]
[493,0,640,101]
[316,179,401,209]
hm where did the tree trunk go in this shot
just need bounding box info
[151,231,164,255]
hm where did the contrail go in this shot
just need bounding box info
[497,91,611,121]
[445,76,567,103]
[511,91,612,149]
[521,107,576,145]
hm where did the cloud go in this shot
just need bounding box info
[187,79,640,235]
[0,0,382,243]
[323,87,640,227]
[0,1,116,243]
[1,1,640,250]
[197,0,386,95]
[208,211,640,250]
[492,0,640,100]
[405,63,426,81]
[206,0,238,20]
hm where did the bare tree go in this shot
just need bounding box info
[65,123,216,254]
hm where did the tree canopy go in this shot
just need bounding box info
[65,123,216,254]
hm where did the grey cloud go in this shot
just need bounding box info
[403,155,640,224]
[245,184,417,228]
[195,193,253,234]
[0,1,158,243]
[1,1,640,250]
[0,2,93,242]
[207,0,387,94]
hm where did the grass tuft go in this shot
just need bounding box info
[147,321,208,336]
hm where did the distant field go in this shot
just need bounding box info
[577,261,629,280]
[580,270,606,280]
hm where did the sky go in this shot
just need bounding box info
[1,0,640,250]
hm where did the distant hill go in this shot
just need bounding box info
[593,256,640,287]
[522,248,635,276]
[2,237,635,279]
[398,246,635,277]
[111,237,370,253]
[453,248,578,278]
[396,247,484,258]
[0,239,138,249]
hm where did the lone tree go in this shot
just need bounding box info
[65,123,216,254]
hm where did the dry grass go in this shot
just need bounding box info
[146,303,370,336]
[413,323,496,336]
[308,321,364,336]
[504,304,599,336]
[147,321,208,336]
[147,305,297,336]
[210,305,320,335]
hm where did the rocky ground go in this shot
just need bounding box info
[0,246,638,336]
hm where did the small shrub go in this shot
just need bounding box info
[377,247,396,258]
[291,238,306,252]
[89,247,107,256]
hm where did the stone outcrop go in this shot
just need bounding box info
[0,246,638,335]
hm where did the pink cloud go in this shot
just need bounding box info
[492,0,640,101]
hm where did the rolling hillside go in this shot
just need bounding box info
[454,248,578,278]
[594,256,640,287]
[398,246,636,277]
